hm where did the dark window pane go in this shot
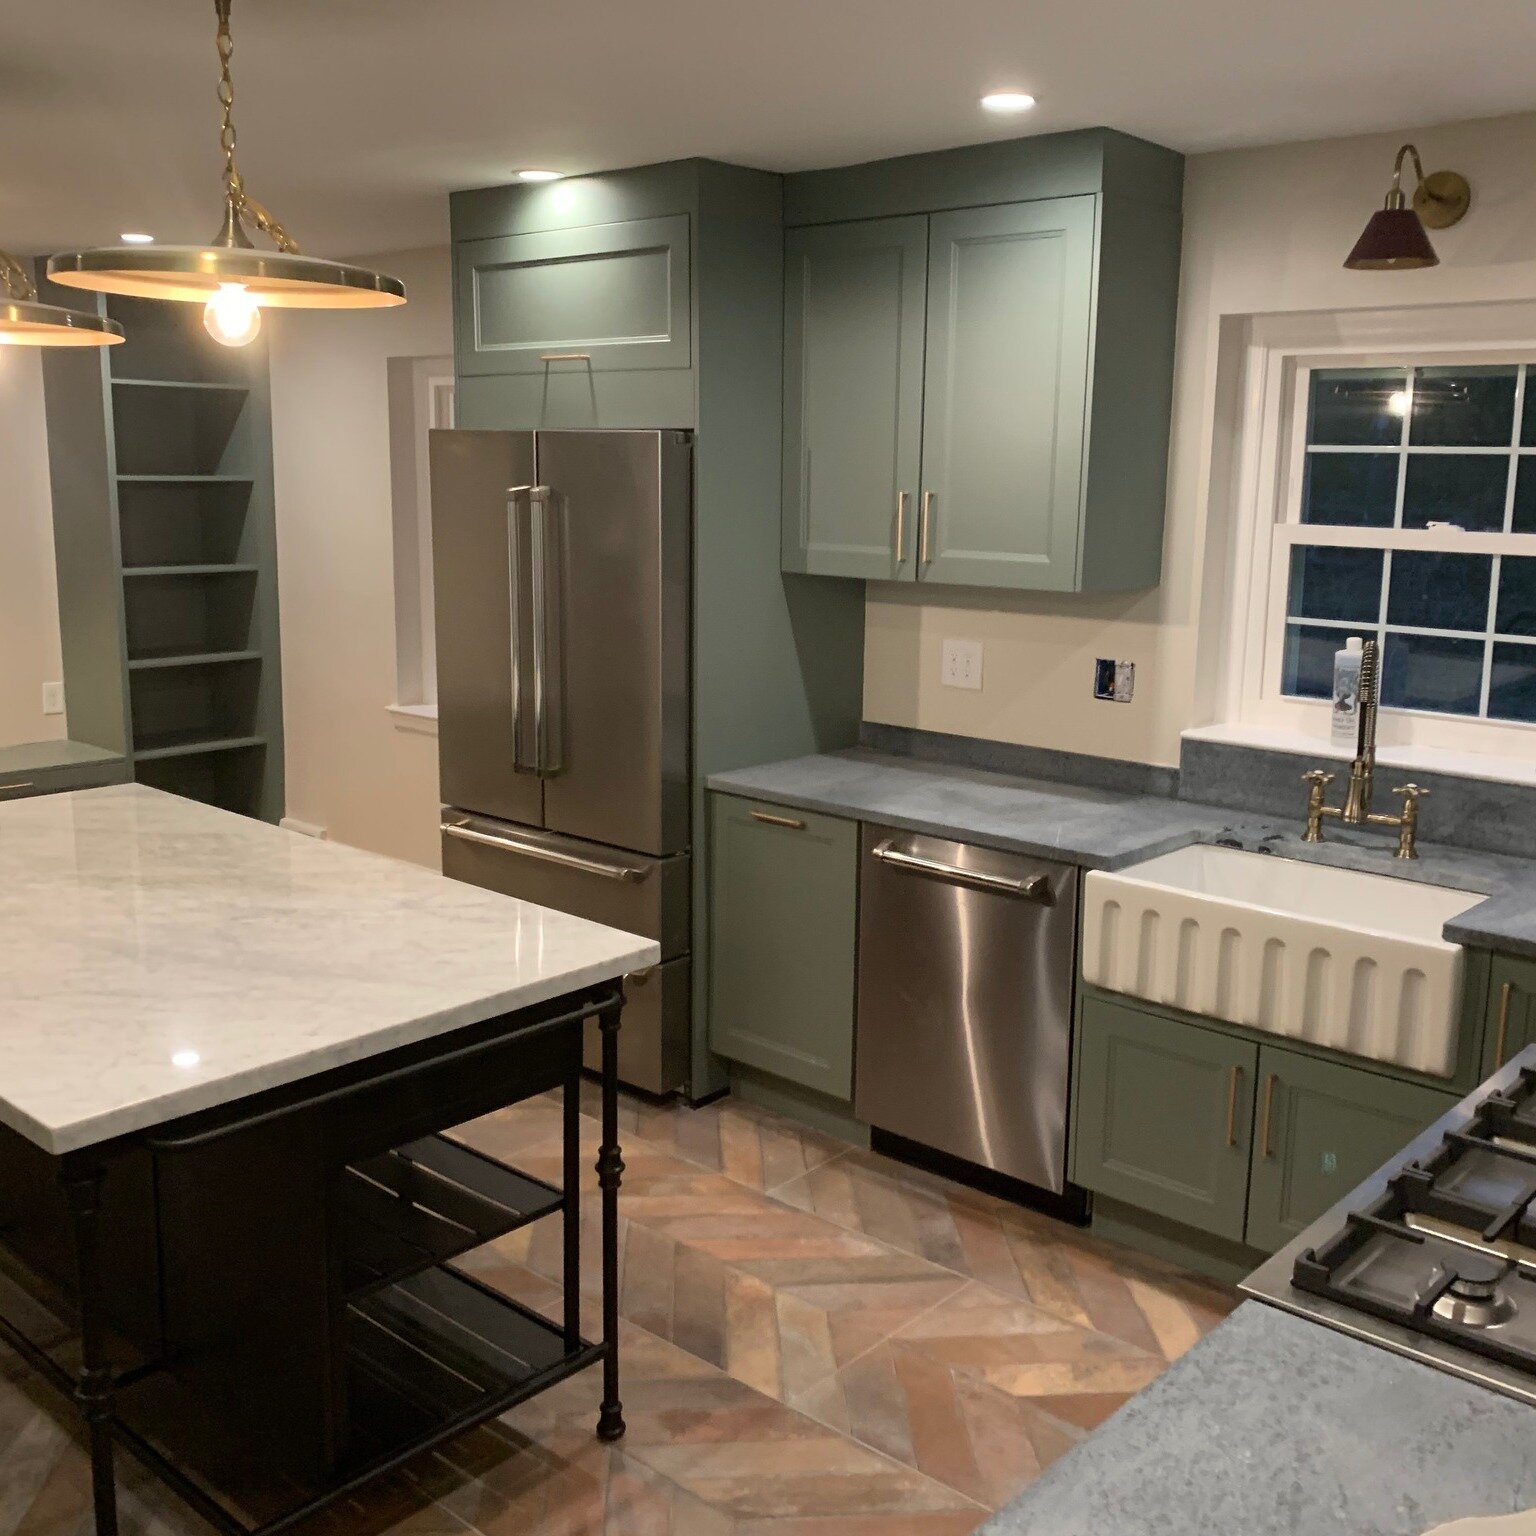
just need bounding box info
[1386,551,1492,631]
[1410,366,1519,447]
[1513,457,1536,533]
[1489,643,1536,722]
[1287,546,1383,624]
[1381,633,1484,715]
[1497,556,1536,637]
[1401,454,1509,532]
[1523,373,1536,447]
[1302,452,1398,527]
[1282,624,1358,699]
[1308,370,1408,447]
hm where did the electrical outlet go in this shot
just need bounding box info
[41,682,64,716]
[941,638,983,691]
[1094,659,1135,703]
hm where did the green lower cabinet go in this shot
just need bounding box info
[1484,953,1536,1077]
[1074,997,1256,1242]
[708,795,857,1100]
[1244,1046,1457,1253]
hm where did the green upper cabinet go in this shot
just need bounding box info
[781,217,928,580]
[919,198,1094,590]
[781,128,1184,593]
[1484,953,1536,1076]
[455,214,692,377]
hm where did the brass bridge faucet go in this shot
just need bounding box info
[1301,638,1428,859]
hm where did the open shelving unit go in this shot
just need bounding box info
[38,278,284,823]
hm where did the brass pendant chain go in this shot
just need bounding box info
[213,0,300,254]
[0,249,38,302]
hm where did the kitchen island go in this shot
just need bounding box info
[0,785,658,1536]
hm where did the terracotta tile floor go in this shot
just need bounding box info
[0,1088,1235,1536]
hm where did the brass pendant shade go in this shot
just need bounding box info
[47,0,405,315]
[0,251,124,346]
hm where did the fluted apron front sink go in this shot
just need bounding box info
[1081,845,1486,1077]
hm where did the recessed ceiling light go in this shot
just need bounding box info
[517,169,564,183]
[119,232,155,244]
[980,91,1037,114]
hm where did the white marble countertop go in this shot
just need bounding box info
[0,785,659,1155]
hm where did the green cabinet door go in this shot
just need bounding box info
[455,214,692,377]
[1484,954,1536,1076]
[1246,1046,1456,1253]
[1074,997,1257,1241]
[782,217,929,580]
[917,196,1096,592]
[708,795,858,1100]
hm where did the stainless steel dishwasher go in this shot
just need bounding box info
[855,824,1079,1199]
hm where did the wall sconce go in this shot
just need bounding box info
[1344,144,1471,271]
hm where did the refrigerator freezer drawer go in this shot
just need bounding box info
[582,956,690,1096]
[440,812,690,961]
[855,826,1078,1192]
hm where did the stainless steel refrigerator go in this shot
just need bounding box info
[430,428,693,1094]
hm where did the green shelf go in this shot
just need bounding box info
[133,733,267,763]
[128,650,262,671]
[122,564,259,578]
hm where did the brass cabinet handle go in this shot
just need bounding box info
[1225,1065,1241,1148]
[749,809,806,831]
[894,491,909,564]
[0,781,34,795]
[1260,1072,1277,1158]
[539,352,591,363]
[919,490,934,564]
[1495,981,1515,1068]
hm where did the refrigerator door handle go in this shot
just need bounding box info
[530,486,565,778]
[506,485,537,773]
[442,817,650,882]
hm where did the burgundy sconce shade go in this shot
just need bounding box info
[1344,144,1471,271]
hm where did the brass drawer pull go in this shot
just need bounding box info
[894,491,909,564]
[919,490,934,564]
[539,352,591,363]
[0,781,34,795]
[749,809,806,831]
[1495,981,1515,1068]
[1260,1072,1277,1158]
[1225,1065,1241,1148]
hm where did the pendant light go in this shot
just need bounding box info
[0,250,123,347]
[48,0,405,345]
[1344,143,1471,271]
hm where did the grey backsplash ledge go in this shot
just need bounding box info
[860,722,1536,863]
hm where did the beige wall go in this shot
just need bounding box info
[863,110,1536,767]
[269,246,451,866]
[0,348,64,749]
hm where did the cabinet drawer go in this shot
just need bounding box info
[1484,953,1536,1076]
[708,795,857,1100]
[455,215,691,377]
[1073,996,1256,1242]
[1245,1046,1456,1253]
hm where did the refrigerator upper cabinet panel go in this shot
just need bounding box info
[429,429,543,828]
[781,217,928,582]
[536,430,692,858]
[918,196,1095,592]
[455,216,692,377]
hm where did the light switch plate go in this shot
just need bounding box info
[941,638,983,691]
[41,681,64,716]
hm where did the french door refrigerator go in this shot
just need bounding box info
[430,428,692,1093]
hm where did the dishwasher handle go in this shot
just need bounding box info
[870,841,1054,903]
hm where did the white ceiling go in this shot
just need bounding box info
[5,0,1535,259]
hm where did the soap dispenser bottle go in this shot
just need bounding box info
[1331,636,1365,745]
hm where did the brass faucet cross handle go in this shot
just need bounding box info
[1302,770,1428,860]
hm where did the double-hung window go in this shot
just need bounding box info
[1270,362,1536,740]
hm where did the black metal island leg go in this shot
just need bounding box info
[65,1162,120,1536]
[595,996,625,1443]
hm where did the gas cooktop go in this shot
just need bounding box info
[1244,1047,1536,1407]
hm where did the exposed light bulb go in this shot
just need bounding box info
[204,282,262,347]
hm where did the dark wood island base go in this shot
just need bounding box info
[0,982,628,1536]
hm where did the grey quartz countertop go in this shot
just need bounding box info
[706,749,1536,954]
[981,1302,1536,1536]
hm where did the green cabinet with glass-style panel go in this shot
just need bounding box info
[781,128,1184,593]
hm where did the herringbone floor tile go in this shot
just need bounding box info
[0,1084,1234,1536]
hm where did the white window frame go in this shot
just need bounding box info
[1213,302,1536,767]
[387,356,454,729]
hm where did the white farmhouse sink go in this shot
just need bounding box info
[1081,845,1486,1077]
